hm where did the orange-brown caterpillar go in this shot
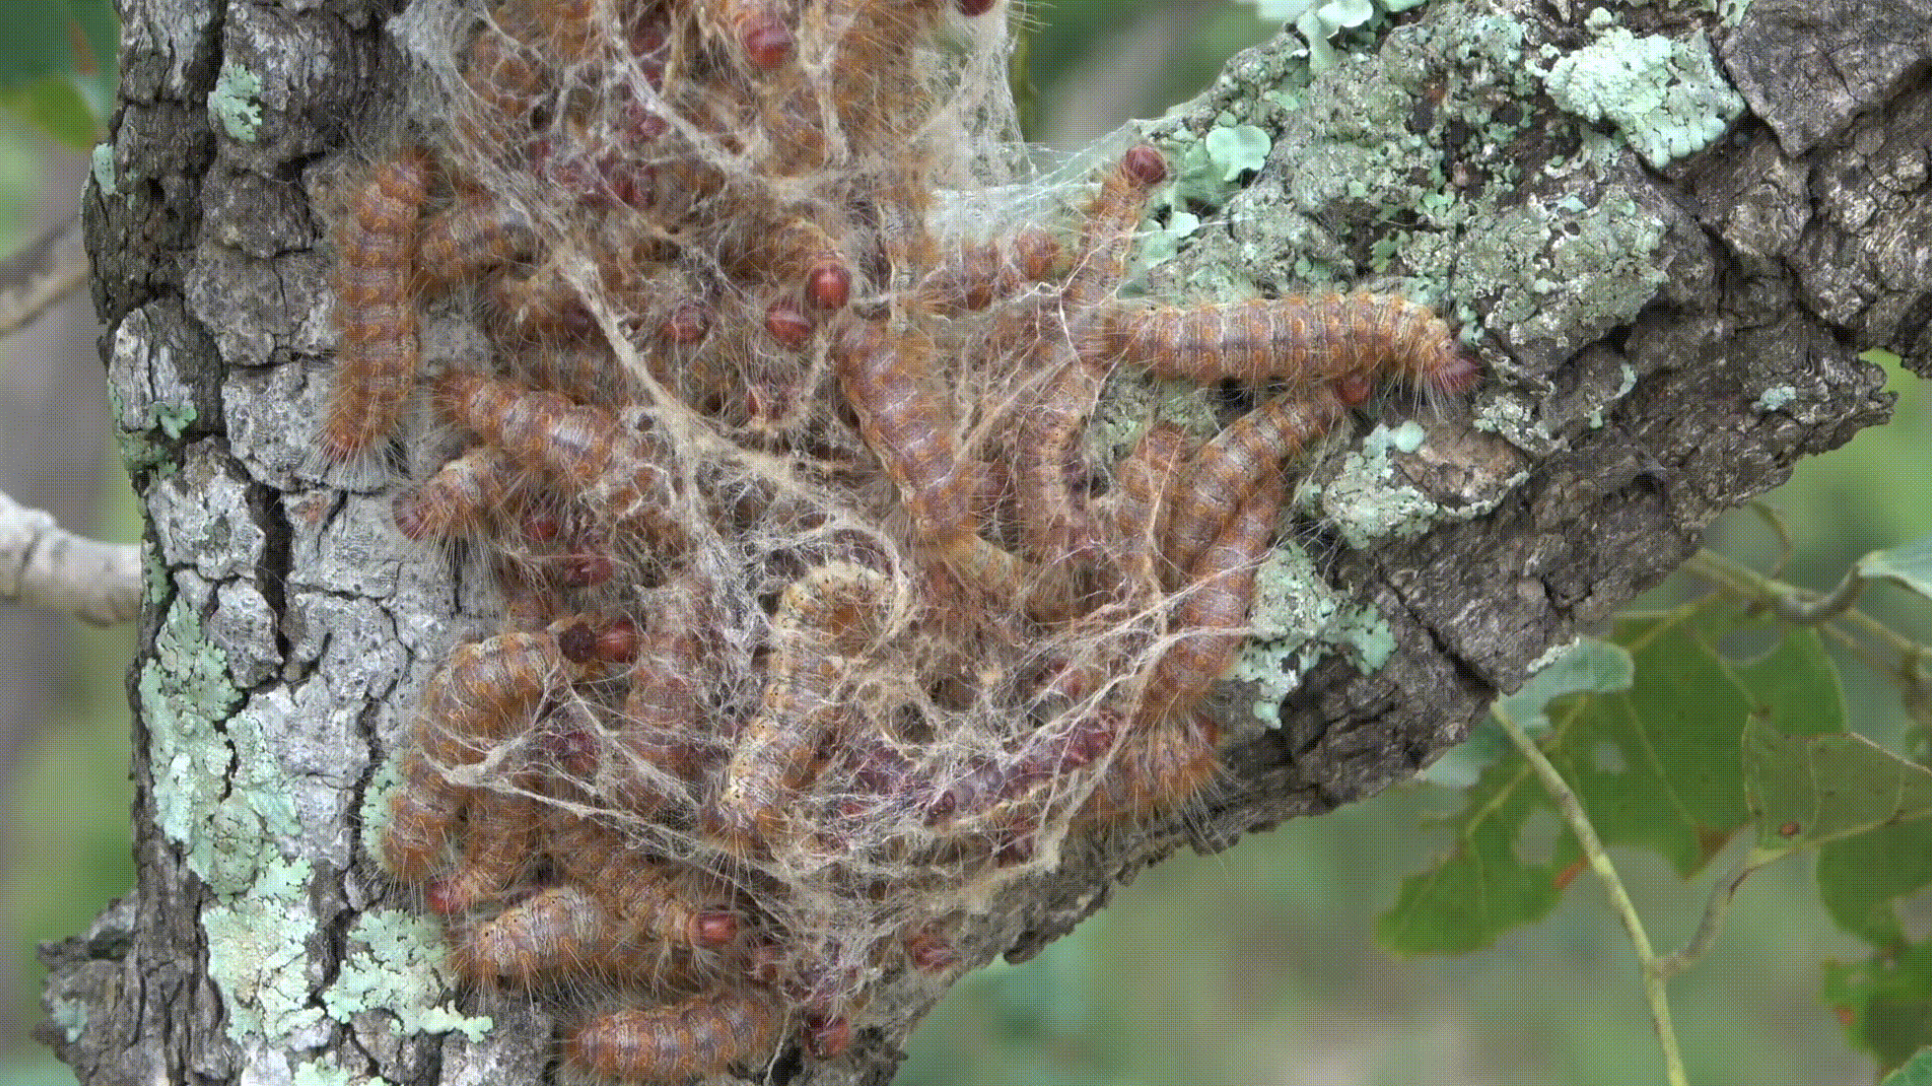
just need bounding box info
[1014,349,1104,563]
[566,990,782,1084]
[415,190,535,292]
[921,229,1063,314]
[1078,712,1222,826]
[832,319,976,550]
[434,371,685,546]
[709,562,887,852]
[1096,293,1477,394]
[322,148,432,462]
[425,786,539,916]
[391,445,521,542]
[1161,387,1346,581]
[1064,145,1168,307]
[1142,474,1287,724]
[382,618,599,881]
[1103,421,1195,597]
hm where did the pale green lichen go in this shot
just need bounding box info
[48,997,87,1044]
[1541,27,1743,168]
[1335,603,1396,670]
[292,1059,373,1086]
[1233,541,1343,721]
[1232,548,1399,723]
[208,61,264,142]
[203,856,324,1045]
[1313,423,1443,549]
[1454,189,1668,359]
[89,142,115,196]
[141,597,244,860]
[1755,385,1797,412]
[323,909,493,1041]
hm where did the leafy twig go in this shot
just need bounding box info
[1493,704,1689,1086]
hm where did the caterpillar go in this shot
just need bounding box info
[1141,474,1287,724]
[1078,712,1223,827]
[707,562,888,853]
[424,786,539,916]
[921,228,1063,314]
[1103,421,1195,599]
[1063,145,1168,308]
[565,990,783,1084]
[414,190,536,293]
[832,318,977,550]
[321,148,432,462]
[1161,387,1347,581]
[382,618,602,881]
[1096,293,1480,395]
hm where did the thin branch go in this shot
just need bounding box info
[1494,705,1690,1086]
[0,487,141,626]
[0,212,89,338]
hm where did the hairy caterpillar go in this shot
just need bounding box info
[566,990,783,1084]
[1097,293,1479,395]
[1161,387,1347,581]
[708,562,888,853]
[383,617,607,881]
[321,148,431,462]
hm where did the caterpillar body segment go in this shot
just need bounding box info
[415,191,536,292]
[708,563,889,853]
[1097,293,1471,393]
[832,318,977,549]
[1014,349,1104,564]
[1103,421,1195,598]
[1062,145,1167,308]
[1161,387,1347,581]
[381,618,604,882]
[391,445,522,543]
[1078,712,1222,827]
[921,229,1063,314]
[1141,474,1286,725]
[323,148,433,463]
[566,989,783,1084]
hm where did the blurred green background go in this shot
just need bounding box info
[0,2,1925,1084]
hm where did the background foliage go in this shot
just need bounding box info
[2,2,1928,1083]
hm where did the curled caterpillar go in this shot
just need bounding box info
[382,617,605,881]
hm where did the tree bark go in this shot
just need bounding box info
[43,1,1928,1084]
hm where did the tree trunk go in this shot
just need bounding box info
[42,1,1927,1084]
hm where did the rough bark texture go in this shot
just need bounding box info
[42,1,1928,1084]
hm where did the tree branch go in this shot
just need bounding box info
[0,487,140,626]
[0,213,89,338]
[47,2,1927,1085]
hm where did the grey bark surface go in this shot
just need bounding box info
[41,1,1928,1085]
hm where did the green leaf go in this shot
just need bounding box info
[1880,1047,1932,1086]
[1744,722,1932,856]
[1825,944,1932,1074]
[1494,637,1634,730]
[1743,722,1932,948]
[0,79,102,150]
[1860,534,1932,602]
[1381,605,1846,956]
[0,2,117,146]
[1424,637,1632,787]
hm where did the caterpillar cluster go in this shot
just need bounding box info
[329,1,1478,1081]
